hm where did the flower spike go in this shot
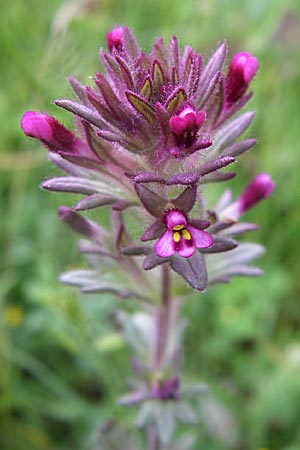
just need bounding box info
[21,27,272,292]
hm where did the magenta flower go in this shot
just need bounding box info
[219,173,275,222]
[155,209,213,258]
[225,51,259,105]
[169,107,207,149]
[21,111,75,149]
[150,376,180,400]
[20,111,97,161]
[106,26,125,52]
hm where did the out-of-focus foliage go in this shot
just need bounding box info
[1,0,300,449]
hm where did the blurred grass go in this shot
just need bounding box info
[1,0,300,449]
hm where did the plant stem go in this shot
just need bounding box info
[154,263,172,371]
[147,424,160,450]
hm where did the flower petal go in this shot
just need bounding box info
[188,226,213,249]
[155,230,175,257]
[178,241,195,258]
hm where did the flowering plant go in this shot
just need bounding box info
[21,27,274,449]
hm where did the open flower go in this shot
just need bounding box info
[169,107,209,152]
[155,209,213,258]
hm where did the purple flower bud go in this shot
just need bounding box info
[106,26,125,52]
[20,111,75,151]
[238,173,275,213]
[220,173,275,221]
[225,52,259,104]
[169,107,206,148]
[151,376,180,400]
[154,209,213,258]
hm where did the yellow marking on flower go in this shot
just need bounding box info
[173,231,181,242]
[173,224,184,231]
[182,229,191,240]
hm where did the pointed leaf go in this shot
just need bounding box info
[97,129,143,152]
[136,402,157,429]
[140,76,152,100]
[112,200,138,211]
[115,55,135,90]
[152,59,165,94]
[122,246,152,256]
[170,252,208,291]
[187,53,202,98]
[196,42,227,104]
[68,76,89,105]
[135,183,167,216]
[58,206,107,242]
[168,35,180,73]
[222,138,256,157]
[188,219,211,229]
[48,152,95,178]
[166,172,200,185]
[126,91,156,123]
[165,87,186,113]
[141,220,165,241]
[222,222,259,235]
[200,171,236,184]
[143,253,168,270]
[81,121,113,161]
[152,37,167,70]
[95,73,132,124]
[215,92,253,128]
[74,194,116,211]
[123,26,141,59]
[131,172,165,184]
[212,111,255,155]
[173,186,197,212]
[118,391,147,406]
[200,236,237,253]
[41,176,124,197]
[55,153,101,171]
[199,156,235,176]
[55,99,104,129]
[227,242,265,263]
[195,71,221,110]
[155,102,172,139]
[175,402,199,424]
[226,265,264,277]
[171,66,179,85]
[157,403,176,445]
[86,86,118,125]
[182,46,195,79]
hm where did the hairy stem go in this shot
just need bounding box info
[154,263,172,371]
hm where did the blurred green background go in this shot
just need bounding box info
[1,0,300,449]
